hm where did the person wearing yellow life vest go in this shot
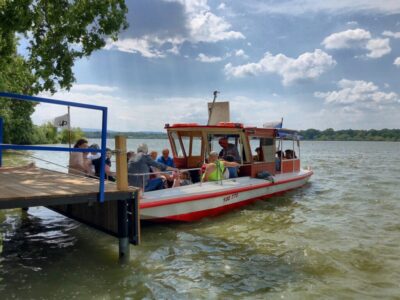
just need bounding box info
[202,151,240,182]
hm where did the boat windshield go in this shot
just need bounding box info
[207,134,242,163]
[169,131,203,158]
[170,131,186,157]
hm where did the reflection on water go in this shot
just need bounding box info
[1,141,400,299]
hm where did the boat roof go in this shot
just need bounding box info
[165,122,300,139]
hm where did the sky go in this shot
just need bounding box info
[32,0,400,131]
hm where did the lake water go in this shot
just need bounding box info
[1,140,400,299]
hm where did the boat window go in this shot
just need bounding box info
[170,131,185,158]
[181,135,190,157]
[207,134,242,162]
[191,136,202,156]
[277,139,299,160]
[250,136,275,163]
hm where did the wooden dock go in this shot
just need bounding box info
[0,162,140,261]
[0,94,139,262]
[0,165,134,209]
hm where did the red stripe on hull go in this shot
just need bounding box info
[141,171,313,209]
[144,182,308,222]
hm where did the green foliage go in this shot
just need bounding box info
[32,122,59,144]
[0,0,128,144]
[0,0,128,93]
[59,127,84,144]
[299,129,400,142]
[0,99,36,144]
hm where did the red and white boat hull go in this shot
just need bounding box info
[140,169,313,222]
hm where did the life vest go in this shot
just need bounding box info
[203,160,226,181]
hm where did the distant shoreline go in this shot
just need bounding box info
[83,128,400,142]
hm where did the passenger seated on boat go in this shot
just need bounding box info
[150,150,174,187]
[157,148,175,167]
[285,149,297,159]
[128,144,177,192]
[87,143,100,174]
[218,137,241,162]
[87,143,100,160]
[92,148,116,182]
[150,151,158,161]
[127,151,135,163]
[202,151,239,182]
[253,147,262,161]
[172,171,192,187]
[149,150,159,178]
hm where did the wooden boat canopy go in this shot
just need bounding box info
[164,122,300,178]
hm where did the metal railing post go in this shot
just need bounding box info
[98,107,108,203]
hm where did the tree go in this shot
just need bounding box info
[59,127,84,144]
[32,122,59,144]
[0,0,128,144]
[1,0,128,93]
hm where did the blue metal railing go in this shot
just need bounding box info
[0,92,108,203]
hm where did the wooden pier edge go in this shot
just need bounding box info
[0,135,140,262]
[48,135,140,263]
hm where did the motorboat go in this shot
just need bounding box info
[139,121,313,221]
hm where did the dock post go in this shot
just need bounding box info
[117,199,129,263]
[0,117,3,167]
[115,135,130,262]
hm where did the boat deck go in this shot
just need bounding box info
[0,165,136,209]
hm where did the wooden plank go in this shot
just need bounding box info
[48,201,120,237]
[0,166,138,209]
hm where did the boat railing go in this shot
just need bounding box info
[128,162,275,192]
[128,164,251,192]
[128,167,203,192]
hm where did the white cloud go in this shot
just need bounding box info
[322,28,391,58]
[314,79,399,107]
[224,49,336,85]
[34,86,126,130]
[32,82,400,131]
[322,28,371,49]
[70,84,119,93]
[104,36,167,58]
[365,38,391,58]
[382,30,400,38]
[217,3,226,10]
[188,10,244,43]
[32,83,298,131]
[245,0,400,15]
[394,57,400,66]
[33,84,209,131]
[347,21,358,26]
[196,53,223,62]
[195,49,249,63]
[106,0,244,58]
[234,49,249,59]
